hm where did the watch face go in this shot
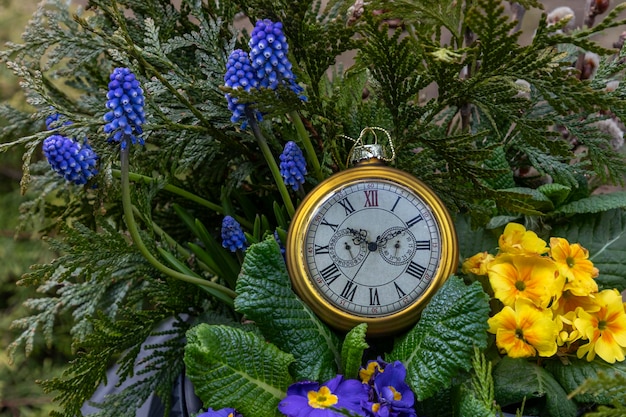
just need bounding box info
[304,179,442,318]
[286,163,458,335]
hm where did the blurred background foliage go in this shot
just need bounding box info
[0,1,68,416]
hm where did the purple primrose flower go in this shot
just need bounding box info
[278,375,369,417]
[197,408,242,417]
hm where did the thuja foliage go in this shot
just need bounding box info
[2,0,626,416]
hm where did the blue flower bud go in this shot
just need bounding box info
[103,67,145,149]
[42,135,98,185]
[221,216,246,252]
[45,111,73,130]
[279,141,307,191]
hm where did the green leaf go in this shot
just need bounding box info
[184,324,293,417]
[455,214,499,261]
[554,192,626,215]
[493,357,578,417]
[501,187,555,212]
[340,323,369,379]
[545,358,626,405]
[387,276,490,400]
[234,237,342,382]
[537,183,571,207]
[551,209,626,292]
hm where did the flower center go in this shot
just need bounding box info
[515,280,526,291]
[515,328,525,340]
[598,320,607,331]
[307,386,338,409]
[566,256,575,268]
[389,386,403,401]
[371,403,381,412]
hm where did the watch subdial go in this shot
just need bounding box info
[329,228,367,268]
[379,227,417,266]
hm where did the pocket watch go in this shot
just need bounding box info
[285,128,459,336]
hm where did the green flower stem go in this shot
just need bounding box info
[111,169,252,230]
[131,206,213,274]
[289,110,323,182]
[120,140,237,304]
[246,109,296,218]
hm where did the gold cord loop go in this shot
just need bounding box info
[340,127,396,166]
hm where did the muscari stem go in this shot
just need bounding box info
[111,169,252,229]
[120,139,237,305]
[288,110,323,182]
[246,109,296,218]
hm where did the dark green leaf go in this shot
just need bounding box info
[184,324,293,417]
[387,276,490,400]
[493,357,578,417]
[234,237,342,381]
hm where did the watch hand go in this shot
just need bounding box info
[377,228,405,246]
[347,227,368,245]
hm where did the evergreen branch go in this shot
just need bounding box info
[289,110,323,181]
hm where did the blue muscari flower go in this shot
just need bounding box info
[248,19,306,100]
[103,67,145,149]
[279,141,307,191]
[224,49,261,125]
[197,408,242,417]
[221,216,246,252]
[42,134,98,185]
[279,375,369,417]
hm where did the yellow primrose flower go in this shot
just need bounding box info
[488,254,561,308]
[488,298,558,358]
[574,289,626,363]
[498,223,549,255]
[550,237,599,296]
[462,251,495,276]
[551,290,599,318]
[555,310,582,346]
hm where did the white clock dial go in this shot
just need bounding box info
[304,179,442,318]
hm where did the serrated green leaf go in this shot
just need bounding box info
[184,324,293,417]
[493,357,578,417]
[340,323,369,379]
[545,358,626,405]
[501,187,555,212]
[551,209,626,292]
[386,276,490,401]
[537,183,571,207]
[234,237,341,381]
[554,192,626,215]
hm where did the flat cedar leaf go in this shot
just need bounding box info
[184,324,293,417]
[340,323,369,379]
[554,192,626,215]
[545,358,626,405]
[386,276,490,401]
[235,237,342,382]
[458,386,495,417]
[493,357,578,417]
[551,209,626,292]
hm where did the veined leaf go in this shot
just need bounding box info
[340,323,369,380]
[493,357,577,417]
[545,358,626,405]
[184,324,293,417]
[554,192,626,215]
[234,238,342,382]
[551,209,626,292]
[387,276,490,400]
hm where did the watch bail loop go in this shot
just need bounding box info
[340,127,396,166]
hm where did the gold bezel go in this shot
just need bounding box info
[286,162,459,336]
